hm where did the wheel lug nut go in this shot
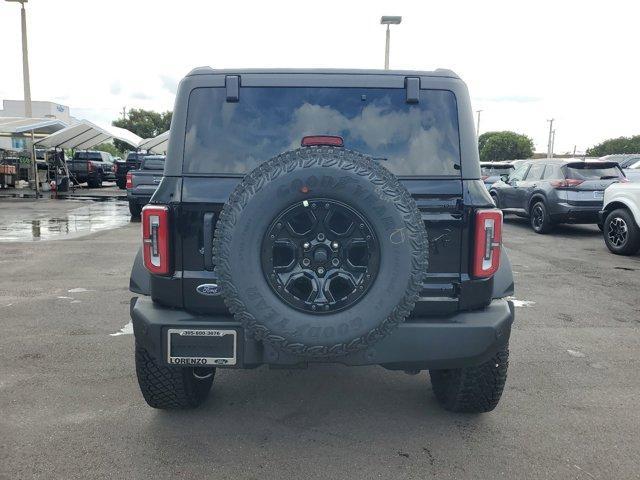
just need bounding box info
[359,223,365,229]
[302,258,311,267]
[331,258,339,267]
[276,222,283,229]
[317,267,325,275]
[331,241,339,249]
[317,233,325,241]
[303,242,310,250]
[324,203,330,209]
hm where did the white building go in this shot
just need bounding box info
[0,100,74,151]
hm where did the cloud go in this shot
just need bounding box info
[110,82,122,95]
[477,95,542,103]
[132,91,152,100]
[159,75,178,94]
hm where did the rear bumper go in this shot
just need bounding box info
[126,192,152,206]
[130,296,514,370]
[549,203,602,223]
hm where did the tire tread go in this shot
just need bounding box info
[135,342,213,409]
[430,345,509,413]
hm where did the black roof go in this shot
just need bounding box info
[186,67,459,79]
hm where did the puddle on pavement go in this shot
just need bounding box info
[0,200,131,242]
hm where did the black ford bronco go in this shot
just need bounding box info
[129,68,515,413]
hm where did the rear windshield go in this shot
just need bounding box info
[142,157,165,170]
[184,87,461,176]
[481,165,513,175]
[74,152,102,160]
[126,153,146,162]
[564,163,624,180]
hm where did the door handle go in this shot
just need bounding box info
[203,212,216,271]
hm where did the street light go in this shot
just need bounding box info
[380,16,402,70]
[5,0,32,118]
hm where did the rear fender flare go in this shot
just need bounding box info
[603,199,640,226]
[129,247,151,295]
[492,247,514,299]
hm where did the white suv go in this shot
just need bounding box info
[600,182,640,255]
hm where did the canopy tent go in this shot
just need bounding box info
[0,117,67,136]
[34,120,141,150]
[138,130,169,154]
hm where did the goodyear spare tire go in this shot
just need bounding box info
[213,147,428,358]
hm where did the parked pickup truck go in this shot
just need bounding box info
[68,151,114,188]
[126,155,165,217]
[115,152,150,189]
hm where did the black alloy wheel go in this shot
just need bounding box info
[262,198,379,314]
[530,201,552,234]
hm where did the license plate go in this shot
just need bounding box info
[167,328,237,366]
[593,191,604,199]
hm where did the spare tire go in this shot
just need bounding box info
[213,147,428,358]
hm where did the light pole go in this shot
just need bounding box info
[476,110,483,137]
[546,118,555,159]
[380,16,402,70]
[6,0,32,118]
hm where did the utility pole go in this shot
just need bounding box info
[380,16,402,70]
[546,119,555,159]
[476,110,482,137]
[121,106,127,120]
[5,0,33,117]
[6,0,35,195]
[551,130,556,158]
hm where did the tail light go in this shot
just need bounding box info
[126,171,133,189]
[87,161,94,173]
[472,209,502,278]
[550,179,583,189]
[301,135,344,147]
[142,205,171,275]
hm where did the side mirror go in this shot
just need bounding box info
[500,173,510,182]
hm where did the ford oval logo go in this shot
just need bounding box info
[196,283,222,296]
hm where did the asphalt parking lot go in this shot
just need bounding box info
[1,200,639,479]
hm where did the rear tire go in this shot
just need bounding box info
[129,201,142,218]
[135,342,214,409]
[603,208,640,255]
[430,344,509,413]
[490,192,500,209]
[87,176,102,188]
[530,200,553,234]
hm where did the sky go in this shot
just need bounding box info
[1,0,638,154]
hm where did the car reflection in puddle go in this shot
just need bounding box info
[0,200,131,242]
